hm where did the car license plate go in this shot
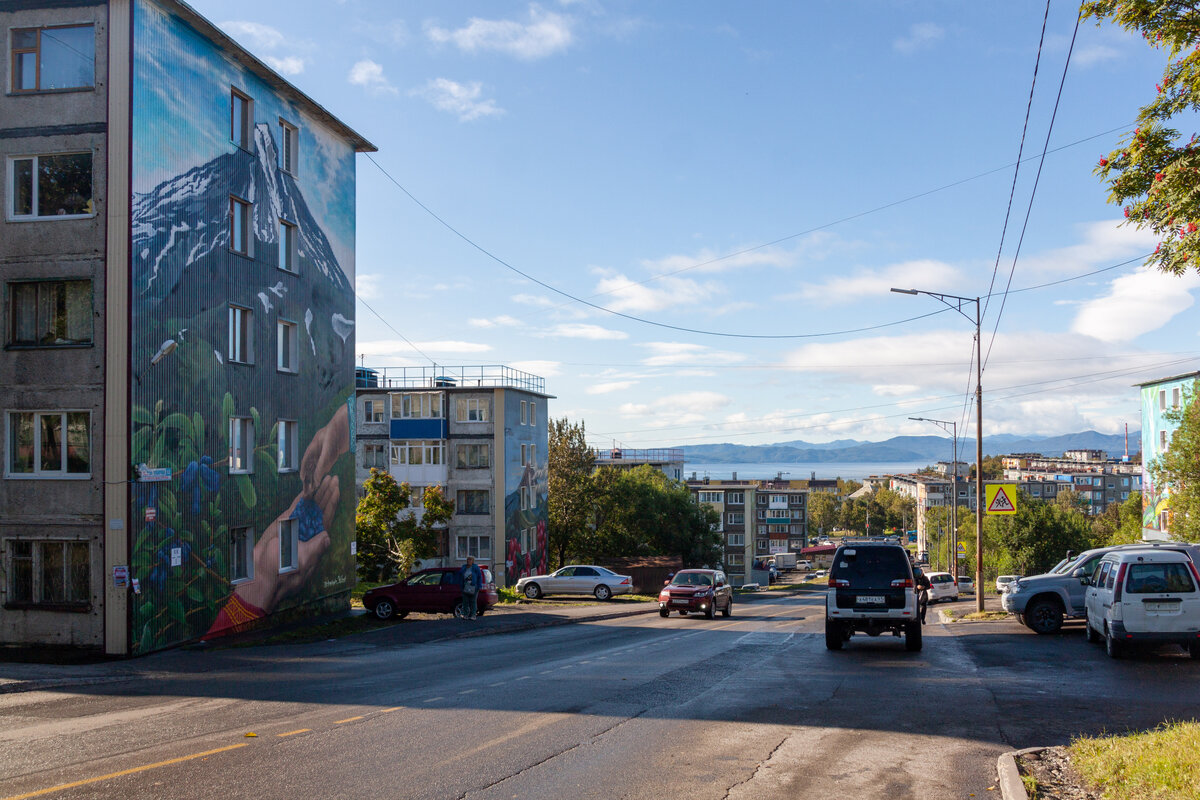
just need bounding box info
[857,595,885,604]
[671,599,688,605]
[1146,602,1179,613]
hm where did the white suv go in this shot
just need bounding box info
[1083,548,1200,659]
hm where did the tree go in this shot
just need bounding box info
[1092,491,1146,545]
[1151,381,1200,541]
[807,491,839,536]
[355,469,452,581]
[986,490,1096,576]
[1083,1,1200,275]
[547,417,595,568]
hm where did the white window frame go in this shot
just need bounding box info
[390,439,443,466]
[364,399,384,423]
[229,416,254,474]
[230,195,252,256]
[727,512,744,525]
[521,444,527,466]
[456,534,492,561]
[278,218,298,273]
[231,88,253,149]
[456,397,489,423]
[228,305,253,364]
[1173,387,1181,408]
[520,400,528,425]
[363,442,387,469]
[755,540,769,553]
[5,410,90,478]
[698,491,723,503]
[1161,430,1168,449]
[278,118,299,174]
[7,153,94,220]
[277,419,298,472]
[393,392,443,419]
[456,443,490,468]
[279,518,297,572]
[1160,390,1167,410]
[230,526,254,583]
[727,553,745,567]
[276,319,298,373]
[726,492,744,505]
[529,402,536,427]
[727,533,745,547]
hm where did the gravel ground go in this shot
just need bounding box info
[1018,747,1102,800]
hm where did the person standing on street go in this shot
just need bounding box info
[914,566,931,624]
[459,555,483,620]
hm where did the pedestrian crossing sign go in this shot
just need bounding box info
[985,484,1017,515]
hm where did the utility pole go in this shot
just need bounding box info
[894,288,985,613]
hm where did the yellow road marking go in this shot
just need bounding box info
[334,715,364,724]
[380,707,403,713]
[0,743,249,800]
[277,729,310,737]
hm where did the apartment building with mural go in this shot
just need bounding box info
[354,366,550,588]
[1,0,373,654]
[1138,370,1200,540]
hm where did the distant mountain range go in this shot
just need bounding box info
[680,430,1140,465]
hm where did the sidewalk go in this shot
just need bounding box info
[0,600,660,695]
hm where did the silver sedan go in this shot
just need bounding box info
[516,565,634,601]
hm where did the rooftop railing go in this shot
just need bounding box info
[594,448,684,463]
[356,365,545,393]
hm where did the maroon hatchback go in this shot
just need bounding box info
[364,566,499,620]
[658,569,733,619]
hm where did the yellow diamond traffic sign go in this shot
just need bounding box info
[985,484,1017,515]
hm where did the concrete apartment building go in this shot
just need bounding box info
[354,366,551,589]
[1,0,372,655]
[687,477,812,586]
[1138,370,1200,540]
[1000,453,1141,516]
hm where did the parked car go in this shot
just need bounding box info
[825,542,921,651]
[658,569,733,619]
[1084,548,1200,659]
[1003,542,1200,634]
[925,571,959,603]
[995,575,1021,594]
[515,565,633,600]
[957,575,975,595]
[363,566,498,620]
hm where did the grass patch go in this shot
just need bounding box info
[958,611,1010,622]
[1070,720,1200,800]
[351,580,385,609]
[1021,774,1039,799]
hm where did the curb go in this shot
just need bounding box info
[997,746,1046,800]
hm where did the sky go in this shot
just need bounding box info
[187,0,1200,450]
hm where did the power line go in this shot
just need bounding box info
[984,4,1085,370]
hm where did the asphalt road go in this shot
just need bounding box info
[0,592,1195,799]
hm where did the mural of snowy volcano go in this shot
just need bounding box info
[126,0,365,654]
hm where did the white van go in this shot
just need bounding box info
[1083,548,1200,659]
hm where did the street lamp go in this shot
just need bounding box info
[892,287,985,614]
[909,416,958,582]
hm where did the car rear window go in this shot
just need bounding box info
[1125,563,1196,594]
[831,547,910,582]
[931,574,953,584]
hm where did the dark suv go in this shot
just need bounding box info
[825,543,921,651]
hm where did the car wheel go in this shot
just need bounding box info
[1105,626,1123,659]
[453,601,467,619]
[371,600,395,621]
[659,607,670,618]
[825,619,844,650]
[705,602,715,620]
[523,583,542,600]
[905,621,923,652]
[1189,641,1200,660]
[722,598,732,617]
[1085,614,1100,644]
[1025,598,1064,635]
[594,584,612,601]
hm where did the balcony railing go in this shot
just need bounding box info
[356,365,545,393]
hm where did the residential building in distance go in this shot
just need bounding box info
[999,452,1141,516]
[593,447,683,481]
[354,365,551,588]
[1,0,373,655]
[1138,370,1200,540]
[688,476,816,586]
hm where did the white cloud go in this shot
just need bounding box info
[510,360,562,377]
[512,294,556,307]
[639,342,746,367]
[219,20,286,50]
[618,391,732,426]
[543,323,628,340]
[425,4,573,60]
[411,78,503,121]
[1019,220,1158,275]
[348,60,398,95]
[873,384,920,397]
[265,56,304,75]
[637,244,800,276]
[592,271,717,313]
[795,259,962,304]
[1071,268,1200,342]
[469,315,522,328]
[357,339,492,356]
[587,380,637,395]
[894,23,943,54]
[356,273,383,300]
